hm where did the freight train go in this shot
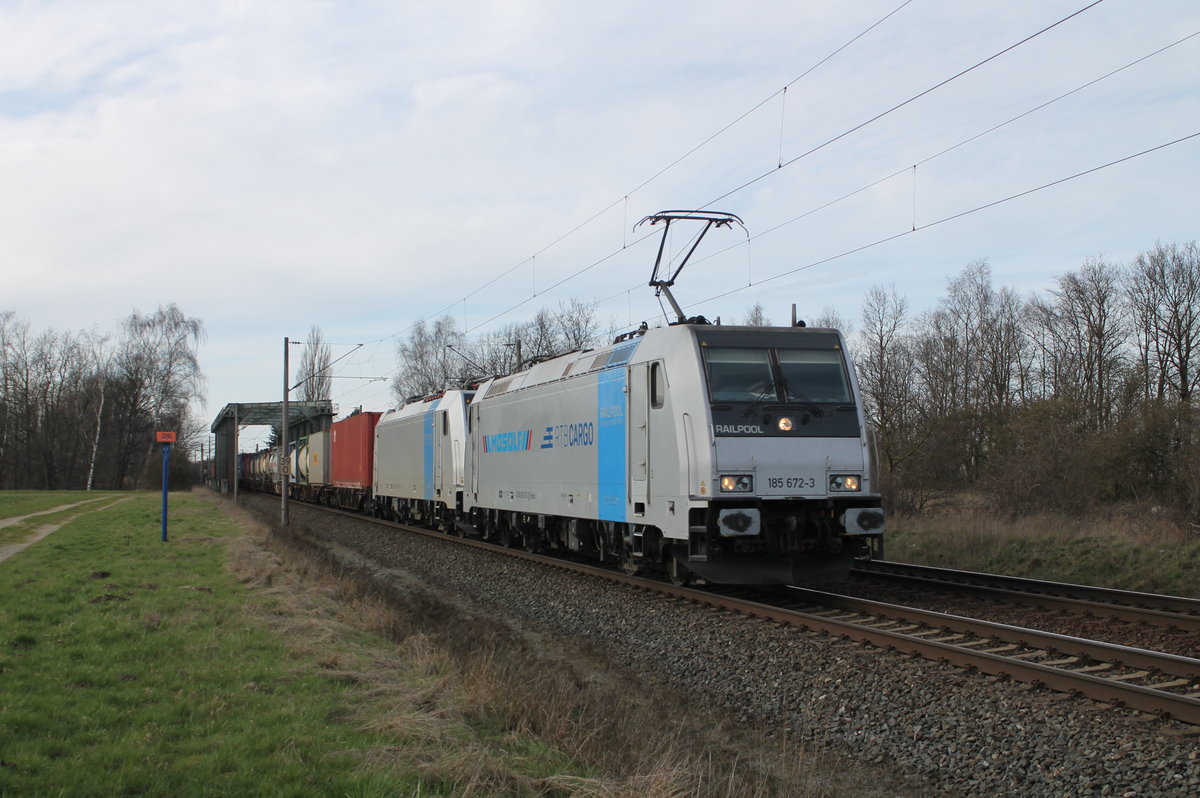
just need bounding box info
[239,212,885,584]
[239,318,884,584]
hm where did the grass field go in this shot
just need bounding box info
[0,493,126,546]
[14,488,1188,796]
[0,491,598,797]
[887,505,1200,597]
[0,491,115,516]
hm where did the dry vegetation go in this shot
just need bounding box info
[887,500,1200,596]
[862,245,1200,526]
[217,497,858,797]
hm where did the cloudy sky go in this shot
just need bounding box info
[2,0,1196,449]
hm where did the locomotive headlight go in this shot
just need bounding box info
[829,474,861,492]
[720,474,754,493]
[777,416,794,431]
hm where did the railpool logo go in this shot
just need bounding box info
[715,424,764,434]
[540,421,596,450]
[483,429,534,453]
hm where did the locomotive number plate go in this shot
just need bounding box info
[760,473,822,496]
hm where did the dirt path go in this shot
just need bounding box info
[0,496,132,564]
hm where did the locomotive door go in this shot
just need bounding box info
[628,363,650,511]
[469,404,479,500]
[434,410,447,498]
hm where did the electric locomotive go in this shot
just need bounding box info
[461,319,883,584]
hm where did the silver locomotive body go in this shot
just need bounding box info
[463,323,883,584]
[373,390,473,529]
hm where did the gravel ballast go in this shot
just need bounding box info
[246,498,1200,797]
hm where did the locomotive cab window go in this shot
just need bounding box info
[705,348,777,402]
[651,362,665,409]
[777,349,852,404]
[703,345,853,405]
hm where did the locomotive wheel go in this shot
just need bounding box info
[619,547,640,576]
[667,555,693,586]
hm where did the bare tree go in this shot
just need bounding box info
[857,286,917,455]
[470,322,526,378]
[391,316,464,403]
[1031,257,1128,428]
[1126,241,1200,401]
[83,330,113,491]
[110,304,206,489]
[909,261,1031,483]
[296,325,332,402]
[460,300,605,384]
[812,306,853,336]
[554,298,601,351]
[741,302,771,327]
[0,311,15,486]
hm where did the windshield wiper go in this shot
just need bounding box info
[780,378,825,420]
[741,385,778,417]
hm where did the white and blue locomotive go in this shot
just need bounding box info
[371,320,884,585]
[467,321,881,583]
[336,211,885,584]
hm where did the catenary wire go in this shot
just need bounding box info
[341,131,1199,411]
[361,1,918,349]
[700,0,1107,209]
[687,132,1200,310]
[426,0,1112,342]
[340,2,1188,408]
[335,28,1193,410]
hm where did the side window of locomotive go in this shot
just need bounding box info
[776,349,852,403]
[704,348,776,402]
[651,362,665,409]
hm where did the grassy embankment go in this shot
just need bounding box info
[0,491,600,797]
[1,491,855,798]
[888,505,1200,597]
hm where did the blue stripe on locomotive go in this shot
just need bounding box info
[423,407,435,500]
[596,368,626,522]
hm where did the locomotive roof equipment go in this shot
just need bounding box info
[636,210,746,325]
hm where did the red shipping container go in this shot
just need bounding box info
[330,411,382,488]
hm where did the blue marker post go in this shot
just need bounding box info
[156,431,176,542]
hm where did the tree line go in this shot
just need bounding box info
[391,240,1200,522]
[0,304,205,490]
[390,298,603,404]
[856,241,1200,520]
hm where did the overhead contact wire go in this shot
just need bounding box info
[701,0,1108,209]
[380,1,917,345]
[690,132,1200,309]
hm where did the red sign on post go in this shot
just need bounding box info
[156,431,176,443]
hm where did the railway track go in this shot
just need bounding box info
[292,504,1200,726]
[851,560,1200,633]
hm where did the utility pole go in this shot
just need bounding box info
[282,336,290,529]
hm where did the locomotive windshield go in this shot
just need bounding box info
[706,348,777,402]
[703,345,852,404]
[777,349,851,403]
